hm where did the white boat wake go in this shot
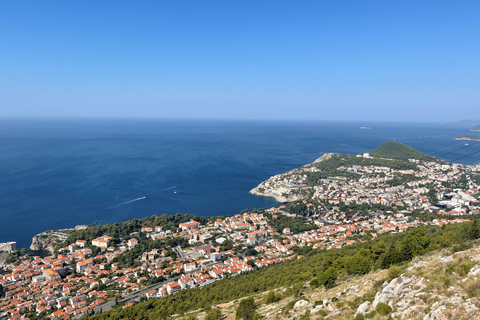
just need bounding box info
[109,196,146,208]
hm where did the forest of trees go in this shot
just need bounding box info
[369,141,440,162]
[83,219,480,320]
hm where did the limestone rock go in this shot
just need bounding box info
[355,301,371,316]
[294,300,309,309]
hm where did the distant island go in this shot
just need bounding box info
[471,125,480,132]
[456,135,480,141]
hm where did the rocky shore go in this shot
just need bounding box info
[29,225,88,254]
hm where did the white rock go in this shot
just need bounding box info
[355,301,371,316]
[294,300,309,309]
[424,305,446,320]
[310,305,323,315]
[349,285,359,293]
[468,266,480,277]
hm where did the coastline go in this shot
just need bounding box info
[29,224,89,254]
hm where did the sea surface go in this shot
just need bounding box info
[0,119,479,249]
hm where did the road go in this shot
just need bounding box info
[76,275,180,318]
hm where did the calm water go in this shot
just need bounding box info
[0,119,478,249]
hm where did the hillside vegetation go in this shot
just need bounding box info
[369,141,439,162]
[472,125,480,132]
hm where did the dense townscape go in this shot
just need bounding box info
[1,143,480,319]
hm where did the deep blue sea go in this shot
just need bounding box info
[0,119,479,249]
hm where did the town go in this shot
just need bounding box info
[1,152,480,320]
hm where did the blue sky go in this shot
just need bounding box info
[1,1,479,121]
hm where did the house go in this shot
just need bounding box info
[179,220,201,231]
[76,259,93,273]
[92,236,111,249]
[209,269,223,279]
[166,282,180,295]
[178,277,194,289]
[127,238,138,249]
[183,262,196,272]
[76,240,87,248]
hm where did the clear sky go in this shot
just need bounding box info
[1,1,479,122]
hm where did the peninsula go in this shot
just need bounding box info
[250,141,444,203]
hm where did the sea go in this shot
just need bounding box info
[0,118,479,249]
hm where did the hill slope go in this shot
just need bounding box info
[369,141,438,162]
[83,221,480,320]
[191,242,480,320]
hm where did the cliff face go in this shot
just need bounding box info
[0,252,13,271]
[30,234,58,253]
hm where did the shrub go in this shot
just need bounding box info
[264,291,281,304]
[376,303,392,315]
[387,265,403,282]
[354,314,365,320]
[465,279,480,298]
[205,308,222,320]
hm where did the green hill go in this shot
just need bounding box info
[369,141,439,162]
[471,125,480,132]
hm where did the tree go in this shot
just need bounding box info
[466,219,480,240]
[236,298,260,320]
[205,308,222,320]
[264,291,281,304]
[347,256,371,275]
[320,267,338,289]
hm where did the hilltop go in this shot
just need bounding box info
[369,141,438,162]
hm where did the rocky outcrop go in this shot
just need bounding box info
[0,252,13,272]
[293,300,308,309]
[312,152,334,164]
[249,186,311,203]
[30,234,57,253]
[30,226,85,253]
